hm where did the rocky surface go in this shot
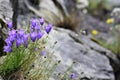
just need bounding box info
[0,0,13,19]
[75,0,89,9]
[107,0,120,8]
[0,76,3,80]
[46,27,116,80]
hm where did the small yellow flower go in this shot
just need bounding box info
[91,30,98,35]
[106,18,114,24]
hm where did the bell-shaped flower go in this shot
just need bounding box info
[37,31,44,39]
[16,39,22,47]
[40,18,44,25]
[23,34,29,48]
[40,50,47,56]
[35,25,41,31]
[45,24,52,34]
[31,18,37,27]
[7,21,13,29]
[8,36,15,44]
[5,38,13,47]
[30,32,37,42]
[23,34,29,43]
[4,45,12,53]
[9,30,16,38]
[71,73,76,79]
[18,30,25,38]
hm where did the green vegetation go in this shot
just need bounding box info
[88,0,107,10]
[101,37,120,54]
[91,36,120,54]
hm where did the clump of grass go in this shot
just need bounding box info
[55,11,80,31]
[49,0,80,31]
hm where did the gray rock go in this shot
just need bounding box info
[75,0,89,9]
[87,0,120,10]
[46,27,116,80]
[0,76,3,80]
[0,0,13,19]
[107,0,120,7]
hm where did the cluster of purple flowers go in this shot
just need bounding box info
[4,18,52,53]
[30,18,52,42]
[15,30,28,48]
[4,28,29,53]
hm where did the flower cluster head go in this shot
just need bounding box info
[30,18,52,42]
[4,29,29,53]
[4,18,52,53]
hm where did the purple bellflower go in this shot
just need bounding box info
[71,73,76,79]
[40,50,47,56]
[23,34,29,43]
[4,45,12,53]
[30,32,37,42]
[37,31,44,39]
[45,24,52,34]
[35,25,41,31]
[8,30,16,43]
[7,21,13,29]
[23,34,29,48]
[5,38,13,47]
[31,18,37,27]
[16,39,22,47]
[40,18,44,25]
[8,36,15,44]
[9,30,16,36]
[18,30,25,38]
